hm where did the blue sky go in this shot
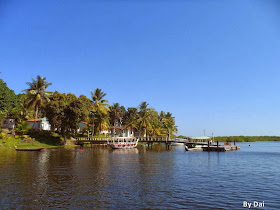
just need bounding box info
[1,0,280,136]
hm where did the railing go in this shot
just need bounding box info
[76,137,115,141]
[135,136,169,142]
[75,136,170,143]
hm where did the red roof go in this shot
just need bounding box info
[80,121,93,126]
[26,119,40,122]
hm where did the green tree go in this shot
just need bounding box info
[124,107,138,136]
[45,91,67,132]
[78,94,93,123]
[61,97,83,143]
[23,76,52,128]
[138,101,151,137]
[160,111,178,140]
[0,79,18,120]
[148,108,161,137]
[45,92,84,144]
[109,103,126,135]
[90,88,109,136]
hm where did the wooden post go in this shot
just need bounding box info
[217,140,219,148]
[208,140,210,148]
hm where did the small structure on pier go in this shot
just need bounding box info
[187,136,211,143]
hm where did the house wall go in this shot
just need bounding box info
[1,119,15,129]
[111,128,134,137]
[100,130,110,135]
[41,118,51,131]
[26,121,40,129]
[26,117,51,131]
[78,122,88,133]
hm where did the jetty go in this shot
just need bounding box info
[75,136,179,149]
[74,136,240,151]
[202,139,240,152]
[185,136,241,152]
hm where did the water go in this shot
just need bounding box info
[0,142,280,209]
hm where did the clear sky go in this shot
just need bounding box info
[1,0,280,136]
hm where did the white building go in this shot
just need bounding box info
[1,119,16,129]
[26,117,51,131]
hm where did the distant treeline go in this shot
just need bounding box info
[213,136,280,142]
[176,135,280,142]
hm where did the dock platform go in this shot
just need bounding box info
[203,145,240,152]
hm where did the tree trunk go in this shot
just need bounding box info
[61,128,67,145]
[33,105,39,129]
[64,135,67,145]
[144,128,146,137]
[91,124,94,139]
[113,121,116,135]
[168,128,170,141]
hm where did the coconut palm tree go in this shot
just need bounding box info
[109,103,125,135]
[148,108,161,137]
[124,107,138,136]
[160,111,178,140]
[95,112,110,135]
[90,88,109,137]
[23,76,52,128]
[138,101,151,137]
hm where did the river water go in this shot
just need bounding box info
[0,142,279,209]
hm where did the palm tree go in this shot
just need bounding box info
[23,76,52,128]
[109,103,123,135]
[148,108,161,137]
[90,88,109,137]
[138,101,151,137]
[95,112,110,135]
[124,107,138,136]
[160,111,178,140]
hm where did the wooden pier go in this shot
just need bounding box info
[74,137,241,152]
[202,145,240,152]
[75,136,180,148]
[202,140,241,152]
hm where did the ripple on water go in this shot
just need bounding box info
[0,142,280,209]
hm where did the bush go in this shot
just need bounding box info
[0,132,7,139]
[15,122,31,135]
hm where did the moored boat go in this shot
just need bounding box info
[171,138,186,146]
[16,148,43,151]
[108,137,138,149]
[185,143,206,151]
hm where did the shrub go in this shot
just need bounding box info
[15,122,31,135]
[0,132,7,139]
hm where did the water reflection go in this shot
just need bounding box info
[110,148,139,154]
[0,142,280,209]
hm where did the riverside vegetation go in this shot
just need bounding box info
[177,135,280,142]
[0,75,177,148]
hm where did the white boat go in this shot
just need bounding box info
[171,142,185,146]
[185,143,206,151]
[184,136,211,151]
[108,137,139,149]
[171,138,186,146]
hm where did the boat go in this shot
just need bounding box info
[108,137,138,149]
[15,148,43,151]
[185,143,206,151]
[171,138,186,146]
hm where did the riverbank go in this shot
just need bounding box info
[214,136,280,142]
[0,136,78,149]
[0,128,81,149]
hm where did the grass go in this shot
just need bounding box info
[0,136,60,149]
[0,129,78,149]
